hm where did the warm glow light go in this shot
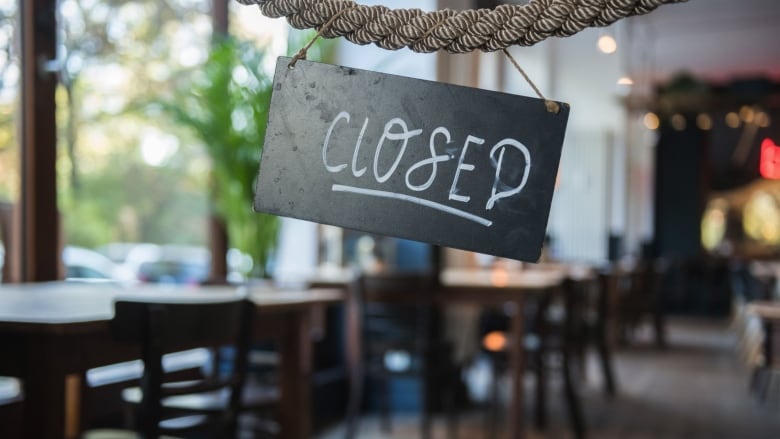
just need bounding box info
[671,114,686,131]
[483,331,508,352]
[616,76,634,86]
[696,114,712,131]
[597,34,617,54]
[643,112,660,130]
[701,198,728,252]
[743,190,780,246]
[760,138,780,180]
[490,267,509,287]
[755,112,772,128]
[740,105,755,123]
[725,112,741,129]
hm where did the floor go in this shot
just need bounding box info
[315,318,780,439]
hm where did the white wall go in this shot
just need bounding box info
[272,218,319,285]
[548,28,621,263]
[478,27,622,263]
[335,0,437,81]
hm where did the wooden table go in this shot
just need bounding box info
[436,268,569,439]
[0,281,344,439]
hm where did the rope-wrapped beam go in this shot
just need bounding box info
[235,0,687,53]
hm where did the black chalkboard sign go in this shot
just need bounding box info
[254,57,569,262]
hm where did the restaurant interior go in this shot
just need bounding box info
[2,0,780,438]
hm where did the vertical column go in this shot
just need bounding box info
[212,0,228,36]
[20,0,60,281]
[207,0,230,283]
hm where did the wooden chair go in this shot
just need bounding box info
[83,297,258,439]
[616,259,667,348]
[479,280,586,439]
[0,377,23,439]
[577,274,618,397]
[345,272,457,439]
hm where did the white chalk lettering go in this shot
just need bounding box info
[405,127,451,192]
[486,139,531,210]
[322,111,350,173]
[333,184,493,227]
[448,135,484,203]
[351,117,369,177]
[373,118,423,183]
[320,110,533,226]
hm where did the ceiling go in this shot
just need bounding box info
[627,0,780,83]
[491,0,780,84]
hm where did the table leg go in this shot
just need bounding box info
[278,310,312,439]
[344,285,362,439]
[508,298,526,439]
[22,336,66,439]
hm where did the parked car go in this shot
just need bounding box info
[97,243,210,285]
[97,243,251,284]
[62,245,132,281]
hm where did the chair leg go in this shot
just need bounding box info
[653,308,667,349]
[534,352,547,430]
[576,343,587,381]
[562,351,586,439]
[488,363,501,439]
[436,357,459,438]
[444,383,458,439]
[749,366,765,396]
[344,366,363,439]
[378,377,392,433]
[596,337,617,397]
[421,373,430,439]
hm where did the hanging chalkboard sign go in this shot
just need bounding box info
[254,57,569,262]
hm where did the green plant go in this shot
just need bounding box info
[150,37,279,277]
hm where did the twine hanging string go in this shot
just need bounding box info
[236,0,687,54]
[288,5,358,68]
[287,9,562,113]
[502,48,560,113]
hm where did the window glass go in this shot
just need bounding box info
[56,0,215,282]
[55,0,304,282]
[0,0,19,280]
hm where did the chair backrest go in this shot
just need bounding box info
[354,272,436,371]
[111,297,254,438]
[358,272,434,304]
[562,277,601,338]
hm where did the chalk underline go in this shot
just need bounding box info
[331,184,493,227]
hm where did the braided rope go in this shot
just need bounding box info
[235,0,687,53]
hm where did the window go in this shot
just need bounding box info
[0,0,19,280]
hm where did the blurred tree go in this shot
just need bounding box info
[56,0,214,248]
[57,0,212,194]
[145,38,279,276]
[142,32,335,276]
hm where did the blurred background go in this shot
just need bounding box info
[2,0,780,437]
[3,0,780,285]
